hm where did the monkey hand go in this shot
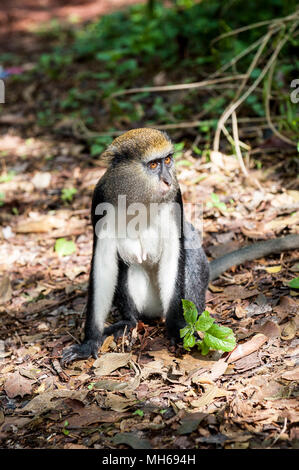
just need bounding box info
[61,339,100,366]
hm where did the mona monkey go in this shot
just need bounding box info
[62,128,299,364]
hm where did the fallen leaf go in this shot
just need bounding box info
[191,384,230,409]
[265,212,299,232]
[112,432,152,449]
[32,172,51,189]
[4,372,33,398]
[265,265,282,274]
[141,360,167,380]
[67,405,128,428]
[105,393,137,412]
[100,335,116,353]
[222,285,259,300]
[256,320,281,339]
[16,215,63,233]
[227,334,268,363]
[281,320,297,341]
[281,367,299,381]
[0,275,12,304]
[22,390,87,414]
[93,352,132,376]
[178,412,207,435]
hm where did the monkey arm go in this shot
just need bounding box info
[209,234,299,281]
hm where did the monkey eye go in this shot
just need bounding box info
[149,161,159,170]
[164,155,172,165]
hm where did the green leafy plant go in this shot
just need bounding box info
[289,276,299,289]
[61,187,77,203]
[180,299,236,355]
[54,238,76,257]
[0,192,5,207]
[206,193,227,212]
[0,171,15,183]
[133,409,144,417]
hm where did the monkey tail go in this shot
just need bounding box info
[209,234,299,281]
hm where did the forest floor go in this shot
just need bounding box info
[0,0,298,450]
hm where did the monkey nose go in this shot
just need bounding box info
[161,179,171,192]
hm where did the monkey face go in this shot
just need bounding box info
[145,154,176,199]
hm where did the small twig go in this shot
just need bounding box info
[211,10,298,45]
[213,20,298,152]
[231,111,249,178]
[110,75,246,98]
[72,116,288,140]
[213,28,274,152]
[121,325,127,353]
[271,417,288,447]
[210,33,278,78]
[222,124,251,151]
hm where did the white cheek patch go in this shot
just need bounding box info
[93,237,118,331]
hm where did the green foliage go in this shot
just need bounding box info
[0,171,15,183]
[90,136,114,157]
[180,300,236,354]
[133,409,144,417]
[32,0,297,144]
[289,277,299,289]
[54,238,76,257]
[206,193,227,211]
[61,187,77,203]
[0,192,5,206]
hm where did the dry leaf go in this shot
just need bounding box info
[0,275,12,304]
[93,352,132,376]
[265,212,299,232]
[281,320,297,341]
[5,372,33,398]
[67,404,128,428]
[281,367,299,381]
[105,393,137,412]
[222,285,259,300]
[100,335,115,353]
[228,334,268,363]
[113,432,152,449]
[191,384,230,409]
[265,265,282,274]
[16,215,63,233]
[22,390,87,414]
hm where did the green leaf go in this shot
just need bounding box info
[183,332,196,350]
[182,299,198,324]
[180,325,190,338]
[206,323,234,339]
[289,277,299,289]
[200,341,210,356]
[195,310,214,332]
[61,187,77,203]
[54,238,76,257]
[203,331,236,352]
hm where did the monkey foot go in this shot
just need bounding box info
[61,339,100,365]
[103,320,137,340]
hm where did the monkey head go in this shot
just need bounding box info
[101,128,179,205]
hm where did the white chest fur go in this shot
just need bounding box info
[94,203,180,322]
[118,205,180,318]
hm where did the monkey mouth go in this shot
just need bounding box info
[160,180,171,194]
